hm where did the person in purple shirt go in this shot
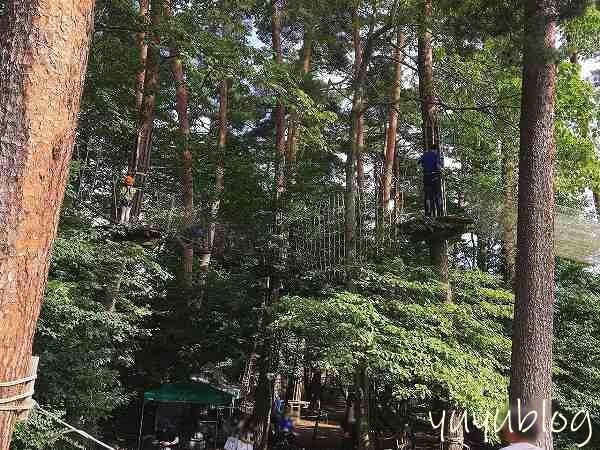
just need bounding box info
[419,146,444,217]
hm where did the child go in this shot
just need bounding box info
[119,175,137,225]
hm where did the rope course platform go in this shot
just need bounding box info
[398,215,474,241]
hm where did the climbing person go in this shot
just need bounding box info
[498,405,543,450]
[119,175,137,225]
[418,146,444,217]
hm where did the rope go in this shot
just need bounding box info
[0,375,36,387]
[0,390,35,406]
[0,376,36,411]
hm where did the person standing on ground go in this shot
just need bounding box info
[498,407,543,450]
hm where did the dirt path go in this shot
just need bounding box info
[295,417,344,449]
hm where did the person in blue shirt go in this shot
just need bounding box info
[419,146,444,217]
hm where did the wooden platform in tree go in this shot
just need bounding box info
[107,226,164,246]
[398,215,474,241]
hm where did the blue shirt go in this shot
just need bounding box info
[279,417,294,432]
[273,398,284,414]
[420,151,441,174]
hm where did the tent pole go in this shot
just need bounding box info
[137,401,146,450]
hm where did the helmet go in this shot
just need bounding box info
[124,175,135,186]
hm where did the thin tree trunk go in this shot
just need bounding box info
[253,3,287,444]
[445,408,465,450]
[382,30,405,208]
[356,366,373,450]
[200,80,228,270]
[104,259,127,312]
[272,0,286,203]
[285,31,312,187]
[417,0,436,152]
[356,115,366,198]
[0,0,95,446]
[594,191,600,219]
[170,45,195,287]
[345,3,364,284]
[130,0,163,219]
[510,1,557,448]
[418,0,451,302]
[135,0,150,113]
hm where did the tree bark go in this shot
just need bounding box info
[135,0,150,113]
[253,3,288,443]
[418,0,451,302]
[103,259,127,312]
[200,80,228,271]
[382,30,405,209]
[417,0,437,152]
[130,0,163,219]
[272,0,286,203]
[0,0,95,446]
[356,366,373,450]
[345,3,364,284]
[169,45,195,288]
[594,191,600,219]
[356,115,366,199]
[510,1,557,448]
[445,408,465,450]
[285,31,312,187]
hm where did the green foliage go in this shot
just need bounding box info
[554,261,600,448]
[11,410,67,450]
[273,260,511,417]
[34,280,135,426]
[12,0,600,448]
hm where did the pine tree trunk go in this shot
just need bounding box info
[0,0,95,447]
[135,0,150,113]
[285,31,312,187]
[417,0,436,152]
[272,0,286,204]
[345,3,364,284]
[170,45,195,287]
[253,3,288,443]
[356,115,366,198]
[510,1,557,448]
[382,30,405,208]
[594,191,600,219]
[445,408,465,450]
[131,0,163,219]
[418,0,451,302]
[103,259,127,312]
[356,367,373,450]
[200,80,228,271]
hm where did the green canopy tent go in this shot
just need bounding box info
[143,382,235,405]
[137,382,236,450]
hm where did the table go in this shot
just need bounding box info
[287,400,309,418]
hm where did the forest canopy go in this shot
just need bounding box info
[2,0,600,449]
